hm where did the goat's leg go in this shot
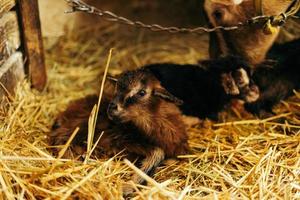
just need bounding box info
[123,147,165,196]
[131,147,165,184]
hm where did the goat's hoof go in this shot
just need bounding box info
[233,68,250,88]
[241,84,260,103]
[122,183,135,198]
[221,73,240,95]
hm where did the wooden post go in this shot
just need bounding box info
[17,0,47,91]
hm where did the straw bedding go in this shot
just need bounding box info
[0,24,299,199]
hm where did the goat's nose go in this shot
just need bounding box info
[108,102,117,110]
[107,102,119,121]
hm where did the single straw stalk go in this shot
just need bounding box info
[85,49,113,163]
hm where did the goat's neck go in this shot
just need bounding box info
[132,102,179,138]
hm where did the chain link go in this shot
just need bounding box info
[66,0,300,35]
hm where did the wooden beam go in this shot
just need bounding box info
[0,0,15,17]
[0,52,24,97]
[18,0,46,91]
[0,11,20,64]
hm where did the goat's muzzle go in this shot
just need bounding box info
[107,102,121,121]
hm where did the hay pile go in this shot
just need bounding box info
[0,24,300,199]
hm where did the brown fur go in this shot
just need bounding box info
[49,69,188,193]
[204,0,292,64]
[107,69,189,157]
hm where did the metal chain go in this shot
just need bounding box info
[66,0,300,35]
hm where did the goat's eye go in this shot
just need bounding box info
[213,10,223,21]
[137,89,146,97]
[125,97,136,106]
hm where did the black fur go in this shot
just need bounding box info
[144,56,250,119]
[143,37,300,118]
[245,39,300,114]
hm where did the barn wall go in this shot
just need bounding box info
[38,0,300,46]
[0,0,25,97]
[38,0,205,41]
[38,0,76,39]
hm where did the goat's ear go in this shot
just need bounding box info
[107,76,118,83]
[153,88,183,105]
[210,0,244,5]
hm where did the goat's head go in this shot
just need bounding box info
[107,69,183,123]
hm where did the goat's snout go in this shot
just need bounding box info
[108,102,117,111]
[107,101,122,121]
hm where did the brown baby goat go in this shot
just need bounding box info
[49,68,188,194]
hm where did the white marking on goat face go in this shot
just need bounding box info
[127,83,142,99]
[125,83,151,102]
[233,0,243,5]
[207,0,245,6]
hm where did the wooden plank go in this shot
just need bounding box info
[18,0,46,91]
[0,0,15,17]
[0,52,24,97]
[0,11,20,63]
